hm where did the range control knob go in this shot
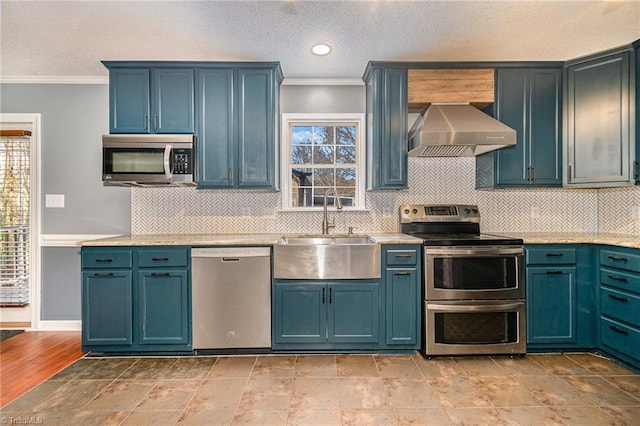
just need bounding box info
[412,209,418,214]
[404,209,410,215]
[472,208,478,214]
[464,208,471,214]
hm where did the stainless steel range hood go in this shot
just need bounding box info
[408,104,516,157]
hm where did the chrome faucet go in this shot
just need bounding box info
[321,189,343,235]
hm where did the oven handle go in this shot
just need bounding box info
[163,145,173,179]
[425,247,523,256]
[428,302,524,312]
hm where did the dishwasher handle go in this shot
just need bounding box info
[192,247,271,259]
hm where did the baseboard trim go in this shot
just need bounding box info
[38,320,81,331]
[0,322,31,328]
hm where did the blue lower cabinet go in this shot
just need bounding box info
[385,269,418,346]
[272,280,380,350]
[81,246,191,352]
[137,270,190,346]
[82,270,133,346]
[526,266,577,344]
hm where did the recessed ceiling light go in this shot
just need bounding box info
[311,43,332,56]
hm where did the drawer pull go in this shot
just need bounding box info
[545,253,564,257]
[609,325,629,336]
[222,258,240,262]
[608,275,628,283]
[151,257,169,261]
[93,272,114,277]
[608,294,629,303]
[151,272,170,277]
[395,272,411,276]
[608,256,628,262]
[95,258,113,263]
[394,254,412,258]
[322,288,325,304]
[546,271,564,275]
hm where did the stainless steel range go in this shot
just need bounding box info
[400,204,526,356]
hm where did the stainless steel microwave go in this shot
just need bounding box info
[102,134,195,187]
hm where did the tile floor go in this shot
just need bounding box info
[2,353,640,425]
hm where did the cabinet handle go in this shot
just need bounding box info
[143,114,148,130]
[322,287,325,304]
[151,272,170,276]
[151,257,169,261]
[394,254,412,258]
[634,161,638,180]
[609,325,629,336]
[608,275,628,283]
[568,164,572,183]
[154,114,158,130]
[608,294,629,303]
[95,258,113,263]
[329,287,332,304]
[222,258,240,262]
[531,166,535,182]
[608,256,628,262]
[546,271,564,275]
[93,272,114,277]
[545,253,564,257]
[394,272,411,276]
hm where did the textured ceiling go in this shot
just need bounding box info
[1,1,639,79]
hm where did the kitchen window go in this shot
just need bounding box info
[281,113,365,210]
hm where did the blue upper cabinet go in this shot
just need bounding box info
[196,69,235,187]
[635,40,640,184]
[363,65,408,189]
[476,67,562,188]
[152,68,195,134]
[196,64,282,189]
[109,68,150,134]
[565,49,633,186]
[105,64,194,134]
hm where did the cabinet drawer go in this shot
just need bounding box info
[526,248,576,265]
[600,268,640,294]
[600,317,640,361]
[385,249,418,266]
[600,249,640,273]
[82,249,132,269]
[600,287,640,326]
[138,248,189,268]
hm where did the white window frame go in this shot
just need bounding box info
[280,113,366,211]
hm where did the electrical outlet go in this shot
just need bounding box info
[530,206,540,219]
[632,205,640,220]
[45,194,65,208]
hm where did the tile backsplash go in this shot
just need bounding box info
[132,157,639,236]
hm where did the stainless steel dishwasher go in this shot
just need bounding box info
[191,247,271,351]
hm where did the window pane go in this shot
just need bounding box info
[290,186,313,207]
[292,146,312,164]
[337,188,355,207]
[336,146,356,164]
[292,126,313,145]
[336,168,356,185]
[337,126,356,145]
[314,126,334,145]
[313,168,335,187]
[313,146,334,164]
[313,187,341,207]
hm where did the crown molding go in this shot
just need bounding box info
[0,76,108,85]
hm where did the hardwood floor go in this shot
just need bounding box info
[0,331,84,407]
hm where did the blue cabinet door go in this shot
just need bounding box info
[566,50,632,185]
[328,283,379,343]
[153,68,195,134]
[196,69,235,187]
[273,282,326,344]
[109,68,150,134]
[365,67,408,189]
[137,270,190,346]
[237,68,275,188]
[526,266,577,344]
[82,270,132,346]
[477,68,562,188]
[636,43,640,185]
[385,269,418,346]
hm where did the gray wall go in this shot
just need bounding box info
[41,247,81,320]
[0,83,130,234]
[280,85,365,113]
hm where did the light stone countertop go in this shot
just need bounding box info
[495,232,640,249]
[78,233,424,247]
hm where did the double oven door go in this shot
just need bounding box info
[424,245,526,356]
